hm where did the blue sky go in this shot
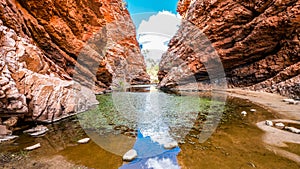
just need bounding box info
[125,0,178,14]
[125,0,178,27]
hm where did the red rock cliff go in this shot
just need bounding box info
[0,0,149,122]
[158,0,300,99]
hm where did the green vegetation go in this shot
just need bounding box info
[146,60,159,83]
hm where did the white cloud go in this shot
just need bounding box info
[146,157,180,169]
[137,11,181,37]
[137,11,181,63]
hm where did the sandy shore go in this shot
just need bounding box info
[220,89,300,165]
[221,89,300,120]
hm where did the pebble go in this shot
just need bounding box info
[164,141,178,149]
[250,109,256,112]
[77,138,90,144]
[284,127,300,134]
[241,111,247,116]
[123,149,137,161]
[265,120,273,127]
[25,143,41,151]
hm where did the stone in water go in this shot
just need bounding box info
[25,143,41,151]
[164,141,178,149]
[77,138,90,144]
[241,111,247,116]
[29,129,48,137]
[0,135,18,143]
[123,149,137,161]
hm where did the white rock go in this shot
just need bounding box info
[250,109,256,112]
[265,120,273,127]
[77,138,90,144]
[0,135,18,143]
[288,100,299,105]
[282,99,294,102]
[25,143,41,151]
[241,111,247,116]
[123,149,137,161]
[29,129,48,137]
[275,123,285,128]
[164,141,178,149]
[282,99,299,104]
[24,125,48,133]
[285,127,300,134]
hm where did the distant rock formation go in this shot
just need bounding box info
[158,0,300,99]
[0,0,149,122]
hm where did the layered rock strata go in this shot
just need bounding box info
[0,0,149,122]
[158,0,300,99]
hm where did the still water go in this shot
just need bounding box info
[0,86,299,168]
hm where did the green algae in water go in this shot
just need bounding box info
[1,91,299,169]
[77,92,224,137]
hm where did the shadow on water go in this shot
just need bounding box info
[0,86,299,168]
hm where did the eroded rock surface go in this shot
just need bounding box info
[158,0,300,99]
[0,23,98,122]
[0,0,149,122]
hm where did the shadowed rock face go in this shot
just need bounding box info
[158,0,300,99]
[0,0,149,122]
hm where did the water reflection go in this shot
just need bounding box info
[120,131,180,169]
[78,85,225,168]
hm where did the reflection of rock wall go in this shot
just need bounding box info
[158,0,300,99]
[0,0,149,122]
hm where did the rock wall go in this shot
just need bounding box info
[0,0,149,122]
[158,0,300,99]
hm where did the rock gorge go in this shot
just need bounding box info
[158,0,300,99]
[0,0,149,122]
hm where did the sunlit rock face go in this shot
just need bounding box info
[158,0,300,99]
[0,0,149,122]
